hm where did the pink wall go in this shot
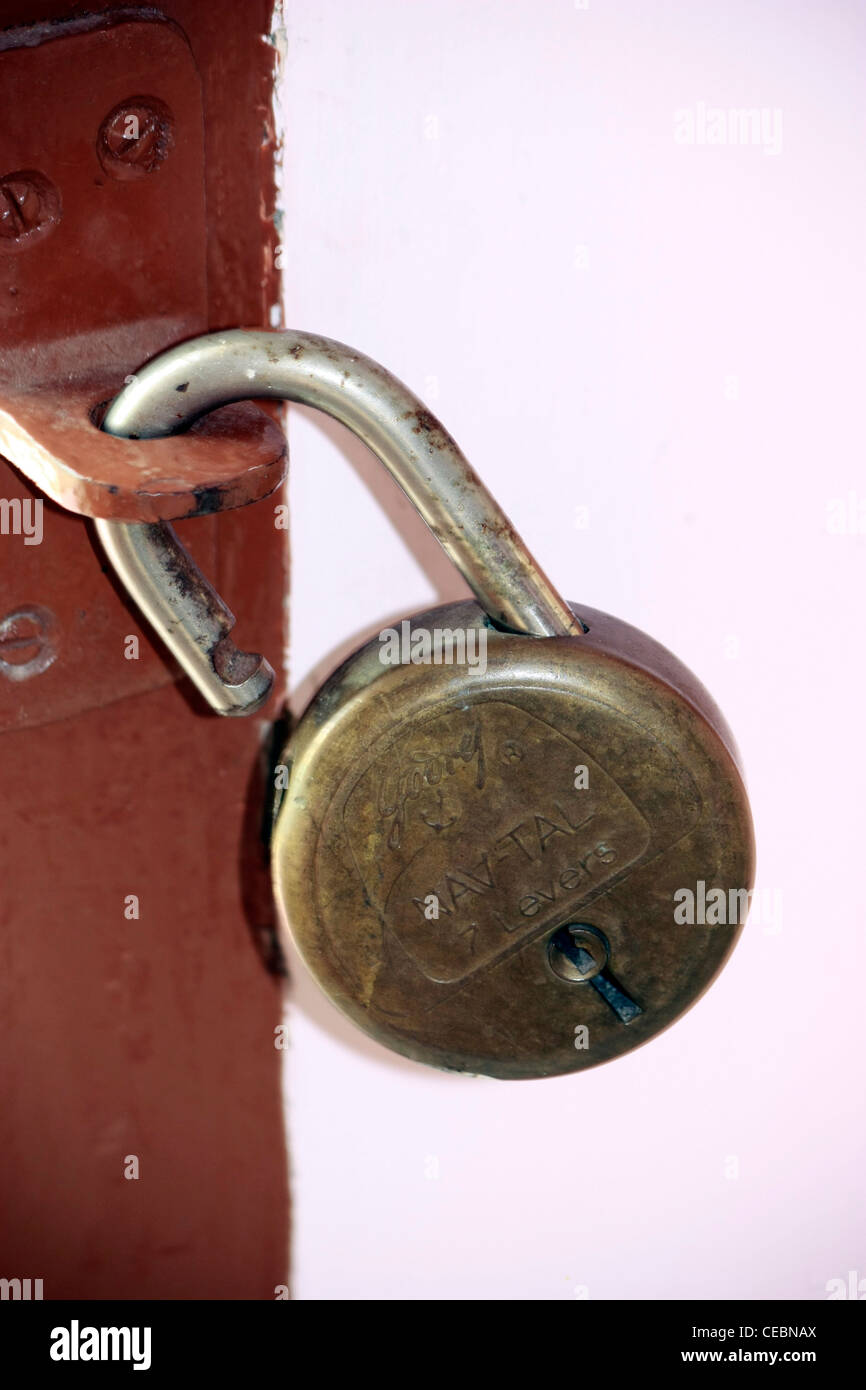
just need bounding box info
[278,0,865,1299]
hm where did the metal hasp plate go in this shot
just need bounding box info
[0,14,285,519]
[0,2,288,1300]
[0,12,285,733]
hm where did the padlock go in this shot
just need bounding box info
[96,330,755,1080]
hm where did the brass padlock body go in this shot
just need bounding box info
[272,600,754,1080]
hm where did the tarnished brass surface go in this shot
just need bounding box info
[272,601,754,1080]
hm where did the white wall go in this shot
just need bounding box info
[278,0,866,1299]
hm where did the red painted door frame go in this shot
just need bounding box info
[0,2,290,1299]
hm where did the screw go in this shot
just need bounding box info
[98,97,174,179]
[0,605,58,681]
[0,171,61,249]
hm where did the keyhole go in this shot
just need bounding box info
[548,923,643,1025]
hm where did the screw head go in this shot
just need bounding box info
[0,171,61,251]
[97,97,175,180]
[0,605,58,681]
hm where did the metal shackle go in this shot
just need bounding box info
[95,329,582,715]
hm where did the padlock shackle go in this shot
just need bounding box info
[96,329,582,714]
[95,516,276,716]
